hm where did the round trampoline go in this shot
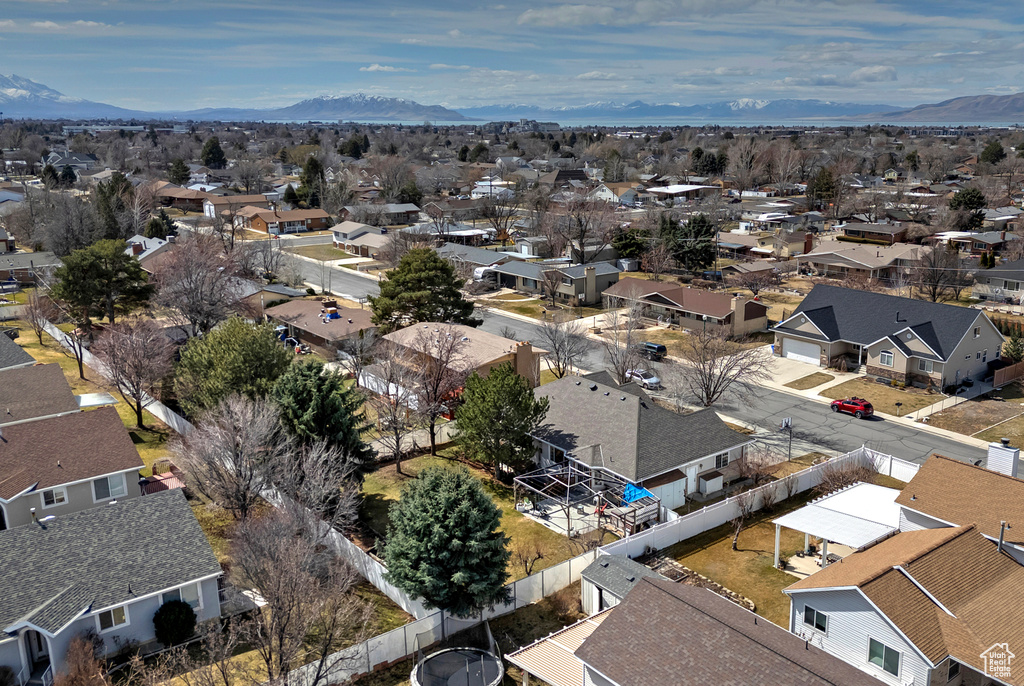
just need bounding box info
[410,647,504,686]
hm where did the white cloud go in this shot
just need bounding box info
[430,63,472,70]
[0,20,15,28]
[359,63,415,73]
[30,20,61,30]
[577,70,618,80]
[849,65,897,82]
[448,28,462,38]
[72,20,109,28]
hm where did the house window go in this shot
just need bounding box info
[879,350,894,367]
[868,638,900,677]
[1006,281,1020,291]
[98,606,128,632]
[918,359,934,373]
[41,487,67,508]
[974,326,981,338]
[947,659,960,681]
[976,351,982,360]
[983,349,988,362]
[715,452,729,469]
[93,473,127,502]
[162,583,202,611]
[803,606,828,633]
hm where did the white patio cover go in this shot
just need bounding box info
[773,482,901,549]
[506,611,610,686]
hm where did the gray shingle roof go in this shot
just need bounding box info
[0,490,221,634]
[582,555,666,600]
[559,263,620,278]
[0,332,35,370]
[778,284,991,360]
[436,242,504,267]
[0,363,79,422]
[533,376,749,482]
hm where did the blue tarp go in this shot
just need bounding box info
[622,484,655,504]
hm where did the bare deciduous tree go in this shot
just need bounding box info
[602,290,645,384]
[24,287,58,344]
[410,325,469,455]
[540,268,563,308]
[730,490,756,550]
[641,242,672,281]
[92,318,173,429]
[365,342,421,474]
[814,458,879,497]
[912,245,958,302]
[233,507,372,686]
[154,234,249,337]
[675,328,772,407]
[481,193,520,243]
[338,329,377,388]
[729,269,774,297]
[537,318,591,379]
[173,396,286,521]
[556,195,616,264]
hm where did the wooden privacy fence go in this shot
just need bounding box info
[994,360,1024,388]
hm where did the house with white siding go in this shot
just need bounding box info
[785,525,1024,686]
[0,490,222,686]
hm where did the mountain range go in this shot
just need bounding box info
[3,73,1024,124]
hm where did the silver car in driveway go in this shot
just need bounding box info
[625,368,661,389]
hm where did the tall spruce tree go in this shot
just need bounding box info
[667,213,716,273]
[271,359,373,478]
[369,248,480,333]
[456,363,549,476]
[383,466,511,617]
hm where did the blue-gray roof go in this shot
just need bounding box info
[778,284,992,360]
[0,490,221,634]
[582,554,666,600]
[436,242,504,267]
[490,261,619,281]
[262,283,307,297]
[0,333,34,371]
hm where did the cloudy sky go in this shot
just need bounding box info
[2,0,1023,111]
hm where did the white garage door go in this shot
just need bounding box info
[783,338,821,365]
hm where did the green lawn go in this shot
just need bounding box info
[784,372,835,390]
[819,377,938,416]
[285,244,352,261]
[360,453,614,582]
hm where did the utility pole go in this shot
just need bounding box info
[781,417,793,461]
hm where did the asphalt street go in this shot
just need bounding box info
[297,257,988,467]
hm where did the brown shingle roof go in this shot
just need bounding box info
[575,579,884,686]
[0,406,143,499]
[264,299,374,342]
[204,194,268,207]
[895,455,1024,547]
[0,364,79,424]
[788,526,1024,680]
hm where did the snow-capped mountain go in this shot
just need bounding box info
[0,74,143,118]
[177,93,469,121]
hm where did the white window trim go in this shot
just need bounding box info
[161,582,204,611]
[917,359,933,373]
[714,452,730,470]
[96,604,130,634]
[802,605,828,634]
[867,637,900,678]
[92,473,128,504]
[879,350,894,367]
[40,487,68,509]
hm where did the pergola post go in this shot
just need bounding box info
[804,532,810,553]
[821,539,830,568]
[773,523,781,568]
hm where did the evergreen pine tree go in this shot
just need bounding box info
[369,248,480,333]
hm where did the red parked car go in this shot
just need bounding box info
[830,397,874,418]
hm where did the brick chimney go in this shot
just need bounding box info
[803,232,814,255]
[731,293,751,335]
[513,341,538,387]
[131,243,143,255]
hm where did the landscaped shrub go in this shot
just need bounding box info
[153,600,196,648]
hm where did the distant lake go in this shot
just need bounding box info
[263,117,1024,129]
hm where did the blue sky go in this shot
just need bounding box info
[2,0,1023,111]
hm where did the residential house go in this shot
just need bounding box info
[532,375,754,508]
[0,407,144,531]
[340,203,421,225]
[41,151,99,171]
[0,251,62,285]
[470,182,514,200]
[0,490,222,684]
[929,230,1014,256]
[235,207,330,235]
[973,257,1024,302]
[0,192,24,222]
[484,262,620,306]
[798,242,926,282]
[0,364,80,425]
[645,184,719,202]
[718,229,813,260]
[513,236,552,259]
[435,243,510,273]
[202,194,271,219]
[264,298,375,351]
[772,284,1003,386]
[602,278,769,337]
[537,169,589,188]
[330,221,388,258]
[124,235,172,261]
[840,223,907,245]
[423,198,487,223]
[509,577,883,686]
[589,182,641,206]
[378,323,546,388]
[403,222,496,246]
[721,259,787,278]
[785,525,1024,686]
[894,452,1024,564]
[153,185,209,213]
[0,332,34,372]
[983,206,1023,231]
